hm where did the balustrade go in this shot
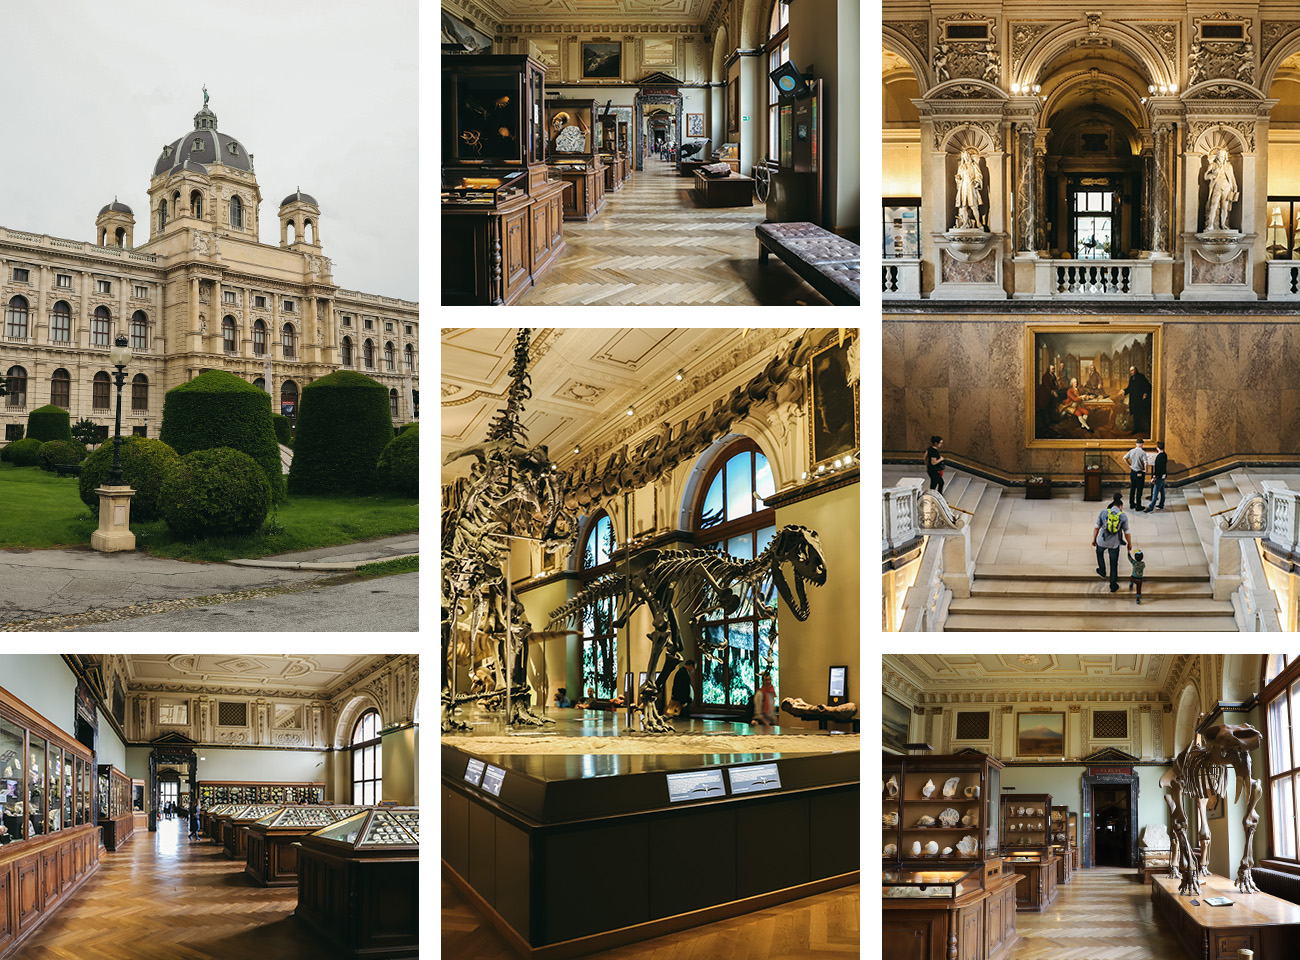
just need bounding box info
[1034,259,1154,298]
[881,260,922,299]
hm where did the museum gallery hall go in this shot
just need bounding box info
[0,655,418,960]
[441,328,860,959]
[441,0,861,306]
[881,654,1300,960]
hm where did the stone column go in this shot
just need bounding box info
[1034,134,1048,251]
[1151,123,1172,256]
[188,276,201,352]
[1016,125,1037,255]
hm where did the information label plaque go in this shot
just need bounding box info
[666,769,726,803]
[464,758,485,786]
[482,764,506,796]
[727,762,782,795]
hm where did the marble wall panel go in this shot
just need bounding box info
[948,388,996,464]
[1236,390,1281,455]
[1194,389,1239,462]
[1283,391,1300,452]
[905,387,950,452]
[882,322,907,390]
[903,322,951,389]
[1237,323,1285,392]
[883,384,908,450]
[946,321,991,388]
[988,322,1024,391]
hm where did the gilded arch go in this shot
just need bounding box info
[884,24,931,97]
[1019,19,1175,90]
[334,693,382,749]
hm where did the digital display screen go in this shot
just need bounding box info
[463,758,485,786]
[829,666,846,699]
[666,769,726,803]
[482,764,506,796]
[727,762,782,795]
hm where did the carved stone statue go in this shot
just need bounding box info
[953,147,985,230]
[1188,40,1207,86]
[933,43,951,83]
[1203,147,1239,232]
[982,43,1000,83]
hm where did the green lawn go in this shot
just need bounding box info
[0,462,418,562]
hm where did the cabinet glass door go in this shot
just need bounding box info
[1,718,24,842]
[29,736,45,837]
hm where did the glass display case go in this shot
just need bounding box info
[883,202,921,259]
[618,121,629,154]
[1001,793,1053,851]
[99,764,135,850]
[441,169,528,205]
[883,752,1002,881]
[311,807,420,849]
[1050,804,1073,883]
[445,56,547,166]
[546,99,598,159]
[883,864,980,899]
[197,781,325,808]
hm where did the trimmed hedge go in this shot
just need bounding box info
[78,437,180,522]
[2,438,43,467]
[27,405,72,443]
[288,370,392,496]
[71,419,100,448]
[159,370,285,503]
[375,423,418,497]
[273,414,293,448]
[37,440,88,472]
[161,447,271,539]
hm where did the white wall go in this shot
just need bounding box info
[189,747,327,783]
[0,655,78,734]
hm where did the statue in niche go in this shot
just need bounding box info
[1203,147,1239,232]
[953,147,985,230]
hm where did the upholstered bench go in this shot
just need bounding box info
[755,221,861,305]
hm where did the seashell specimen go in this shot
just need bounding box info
[1018,806,1026,816]
[964,785,980,798]
[922,778,936,799]
[961,815,973,827]
[942,846,953,857]
[942,777,960,798]
[938,808,960,827]
[883,844,897,857]
[924,840,939,856]
[915,815,936,826]
[966,808,979,823]
[883,812,899,826]
[886,775,899,798]
[957,835,978,857]
[911,841,922,856]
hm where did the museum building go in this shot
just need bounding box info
[881,3,1300,633]
[0,654,418,960]
[441,328,860,958]
[441,0,860,306]
[0,97,419,445]
[882,654,1300,960]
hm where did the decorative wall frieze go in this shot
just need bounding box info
[1262,20,1298,61]
[882,665,922,701]
[930,118,1003,152]
[503,22,706,36]
[1189,14,1255,87]
[886,19,929,59]
[933,14,1000,84]
[1009,21,1058,75]
[917,690,1165,705]
[1185,118,1258,153]
[1126,20,1180,71]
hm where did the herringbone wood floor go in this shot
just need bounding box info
[11,819,337,959]
[1009,866,1184,959]
[442,876,859,959]
[518,156,834,306]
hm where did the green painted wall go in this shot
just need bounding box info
[0,655,78,734]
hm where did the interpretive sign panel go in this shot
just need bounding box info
[666,769,726,802]
[482,764,506,796]
[727,762,781,796]
[464,758,485,786]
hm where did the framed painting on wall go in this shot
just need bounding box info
[1025,324,1161,449]
[643,38,675,65]
[808,332,859,470]
[582,42,621,79]
[883,694,910,753]
[728,77,740,133]
[686,112,704,137]
[1017,712,1065,757]
[441,10,493,54]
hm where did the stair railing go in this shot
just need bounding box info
[885,481,976,630]
[1212,483,1289,631]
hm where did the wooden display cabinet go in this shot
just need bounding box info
[197,781,325,808]
[1068,812,1080,870]
[131,779,146,834]
[882,865,1022,960]
[1001,793,1058,911]
[546,98,607,222]
[96,765,133,852]
[884,752,1002,881]
[1050,805,1073,884]
[245,806,365,887]
[222,805,283,860]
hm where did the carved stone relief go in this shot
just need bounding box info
[1261,21,1297,61]
[1009,22,1056,73]
[1189,16,1255,86]
[1129,21,1180,70]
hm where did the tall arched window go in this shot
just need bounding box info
[765,0,791,160]
[282,323,296,358]
[253,319,267,356]
[50,369,70,408]
[51,301,72,343]
[405,343,414,372]
[4,366,26,408]
[230,195,243,228]
[92,371,111,410]
[281,379,298,415]
[253,377,266,392]
[351,709,382,804]
[222,315,237,353]
[363,339,374,369]
[579,512,618,699]
[304,219,315,244]
[389,388,399,418]
[159,198,168,230]
[131,374,149,411]
[190,190,203,219]
[342,336,353,366]
[692,440,778,711]
[92,306,112,347]
[384,341,395,371]
[1264,654,1300,862]
[6,296,28,339]
[130,311,148,351]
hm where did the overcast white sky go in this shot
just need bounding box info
[1,0,417,302]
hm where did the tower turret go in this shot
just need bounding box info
[279,188,321,248]
[96,198,135,248]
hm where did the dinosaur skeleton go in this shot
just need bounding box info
[1159,720,1263,895]
[547,525,827,732]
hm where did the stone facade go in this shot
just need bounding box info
[1,101,418,443]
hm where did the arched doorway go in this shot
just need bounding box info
[147,734,198,831]
[634,87,683,171]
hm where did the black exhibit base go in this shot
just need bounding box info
[441,714,859,958]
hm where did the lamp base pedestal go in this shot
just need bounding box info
[91,485,137,552]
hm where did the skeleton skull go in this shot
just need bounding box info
[1203,723,1261,803]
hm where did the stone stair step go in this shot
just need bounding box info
[976,564,1210,582]
[975,496,1014,565]
[948,596,1230,616]
[944,613,1241,632]
[967,483,1002,563]
[1182,486,1216,561]
[970,580,1214,599]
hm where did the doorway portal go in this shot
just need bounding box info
[1092,785,1131,865]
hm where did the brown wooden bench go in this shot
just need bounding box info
[756,221,860,305]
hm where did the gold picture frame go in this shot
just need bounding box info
[808,332,859,470]
[1024,324,1162,449]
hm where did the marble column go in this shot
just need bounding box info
[1016,126,1036,254]
[1034,144,1047,252]
[1151,124,1172,255]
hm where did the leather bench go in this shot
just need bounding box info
[755,221,861,305]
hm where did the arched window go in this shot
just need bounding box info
[282,323,296,359]
[222,315,237,353]
[230,195,243,228]
[351,709,382,804]
[342,336,353,366]
[51,301,72,343]
[159,199,168,230]
[253,319,267,356]
[131,374,149,411]
[1263,654,1300,862]
[692,440,778,711]
[384,341,395,371]
[579,512,618,699]
[286,220,296,243]
[114,227,125,247]
[4,366,26,408]
[363,339,374,369]
[765,0,791,160]
[190,190,203,219]
[280,379,298,415]
[404,343,414,372]
[304,219,314,244]
[92,371,111,410]
[253,377,266,392]
[50,368,70,408]
[92,306,112,347]
[6,296,28,339]
[389,388,399,418]
[130,311,148,351]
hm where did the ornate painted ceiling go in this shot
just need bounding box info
[474,0,715,26]
[884,654,1183,702]
[119,654,389,699]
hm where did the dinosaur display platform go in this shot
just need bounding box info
[1152,872,1300,960]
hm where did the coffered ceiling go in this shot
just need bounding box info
[885,654,1180,700]
[119,654,388,699]
[475,0,715,26]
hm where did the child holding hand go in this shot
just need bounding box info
[1128,548,1145,604]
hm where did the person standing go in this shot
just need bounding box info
[1123,438,1148,511]
[1124,365,1152,433]
[1092,495,1133,593]
[925,436,945,494]
[751,670,778,726]
[1145,441,1168,512]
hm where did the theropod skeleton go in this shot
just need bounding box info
[1159,721,1263,895]
[547,525,827,732]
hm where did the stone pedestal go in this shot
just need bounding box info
[930,232,1007,299]
[91,486,136,552]
[1181,232,1258,300]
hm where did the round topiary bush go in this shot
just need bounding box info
[161,447,271,539]
[26,405,72,443]
[288,370,393,496]
[78,437,181,522]
[3,438,43,467]
[159,370,285,503]
[272,414,294,448]
[37,440,88,472]
[375,423,418,497]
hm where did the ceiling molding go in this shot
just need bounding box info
[883,654,1178,702]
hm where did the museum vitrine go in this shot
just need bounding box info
[1050,805,1073,884]
[223,804,284,860]
[98,764,134,851]
[546,98,607,222]
[246,805,367,887]
[883,864,981,899]
[197,781,325,808]
[883,752,1002,882]
[1067,812,1079,869]
[1001,793,1058,911]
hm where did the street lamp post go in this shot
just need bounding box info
[91,335,137,552]
[108,334,133,484]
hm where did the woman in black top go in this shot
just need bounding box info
[926,436,945,494]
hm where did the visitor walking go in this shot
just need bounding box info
[926,436,945,494]
[1144,441,1168,512]
[1092,495,1133,593]
[1123,438,1147,510]
[1128,549,1146,604]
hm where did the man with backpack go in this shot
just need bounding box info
[1092,494,1133,593]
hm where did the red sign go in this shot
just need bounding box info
[1088,766,1132,776]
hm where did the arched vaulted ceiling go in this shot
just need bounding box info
[474,0,715,26]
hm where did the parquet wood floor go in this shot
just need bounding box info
[11,820,337,959]
[442,876,859,960]
[1009,866,1185,959]
[518,156,834,306]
